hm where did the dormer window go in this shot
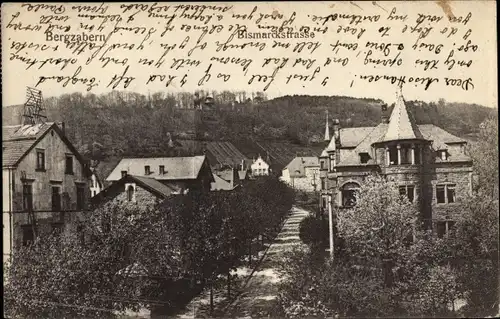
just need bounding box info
[121,171,127,178]
[359,153,370,164]
[439,150,448,161]
[144,165,151,175]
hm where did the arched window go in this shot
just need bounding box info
[127,185,135,202]
[341,182,360,207]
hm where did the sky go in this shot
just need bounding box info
[2,1,497,108]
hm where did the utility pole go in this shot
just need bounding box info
[328,193,334,260]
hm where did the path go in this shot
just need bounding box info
[222,206,310,318]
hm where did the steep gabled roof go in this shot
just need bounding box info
[2,122,89,173]
[337,124,388,166]
[325,127,374,151]
[106,155,208,181]
[176,140,249,168]
[126,175,181,198]
[379,90,425,142]
[284,156,319,177]
[96,175,180,205]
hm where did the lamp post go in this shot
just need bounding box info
[328,193,334,260]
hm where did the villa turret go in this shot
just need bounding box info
[319,89,473,237]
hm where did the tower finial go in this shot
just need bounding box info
[324,109,330,141]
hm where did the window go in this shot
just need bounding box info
[440,150,448,161]
[52,186,61,212]
[447,185,455,203]
[399,185,415,202]
[322,197,327,208]
[127,185,135,202]
[320,177,326,190]
[159,165,165,175]
[436,184,456,204]
[414,147,421,164]
[65,155,74,174]
[341,182,360,207]
[36,149,45,170]
[359,153,370,164]
[92,190,96,197]
[76,186,85,210]
[22,184,33,212]
[22,226,34,246]
[329,155,335,172]
[144,165,150,175]
[400,146,412,164]
[389,147,399,165]
[121,170,127,178]
[436,221,456,238]
[436,185,445,203]
[320,160,325,170]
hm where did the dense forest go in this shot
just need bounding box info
[3,90,496,175]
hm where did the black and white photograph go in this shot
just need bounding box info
[2,1,498,318]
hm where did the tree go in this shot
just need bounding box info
[470,115,499,199]
[445,195,499,316]
[4,201,183,318]
[278,175,461,318]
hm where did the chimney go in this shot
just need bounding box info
[332,119,340,143]
[381,104,389,124]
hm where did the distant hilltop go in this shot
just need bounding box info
[2,93,495,155]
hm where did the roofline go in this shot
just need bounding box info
[6,123,91,175]
[107,175,171,199]
[372,138,431,146]
[116,155,207,160]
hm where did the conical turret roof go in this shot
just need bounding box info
[379,88,424,142]
[324,110,330,141]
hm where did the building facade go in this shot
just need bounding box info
[319,91,473,237]
[3,122,91,263]
[91,175,175,209]
[105,155,214,194]
[281,157,320,192]
[251,156,270,177]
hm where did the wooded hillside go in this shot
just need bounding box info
[3,91,495,176]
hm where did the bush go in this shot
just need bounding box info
[299,215,328,250]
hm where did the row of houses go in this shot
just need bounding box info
[2,121,275,264]
[2,89,475,262]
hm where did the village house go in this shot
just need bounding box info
[319,90,473,238]
[251,155,270,177]
[105,155,214,195]
[281,157,320,193]
[2,122,91,264]
[91,174,178,209]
